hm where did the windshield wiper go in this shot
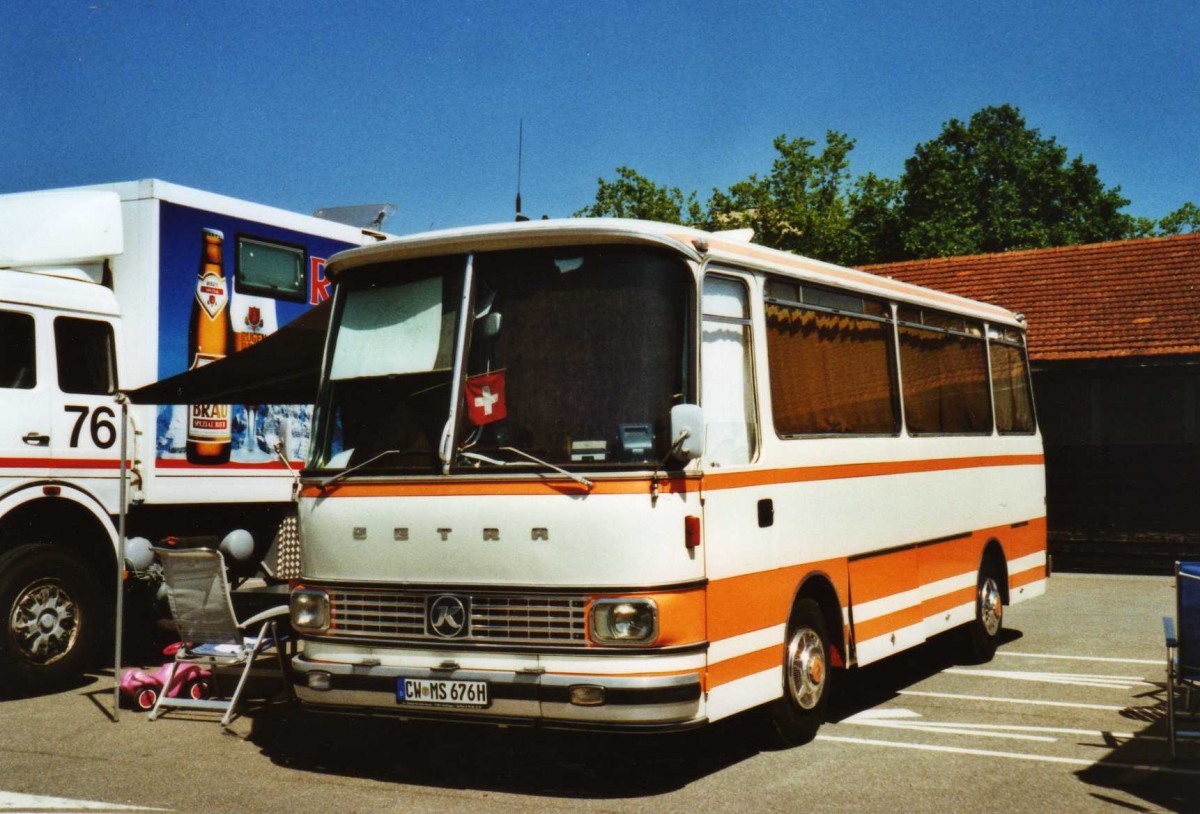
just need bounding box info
[320,449,402,489]
[460,446,593,491]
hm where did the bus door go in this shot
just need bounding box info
[699,272,777,649]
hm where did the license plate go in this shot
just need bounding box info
[396,678,489,708]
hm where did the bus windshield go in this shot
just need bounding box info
[310,245,693,474]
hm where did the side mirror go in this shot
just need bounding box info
[669,404,704,462]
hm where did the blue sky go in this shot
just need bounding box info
[3,1,1196,235]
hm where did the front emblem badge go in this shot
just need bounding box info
[428,594,468,638]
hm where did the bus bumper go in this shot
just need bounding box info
[291,653,704,730]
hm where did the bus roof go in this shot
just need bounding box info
[326,218,1024,328]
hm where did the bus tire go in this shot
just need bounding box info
[766,598,832,747]
[0,544,102,696]
[963,566,1003,664]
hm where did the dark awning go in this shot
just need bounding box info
[126,300,331,405]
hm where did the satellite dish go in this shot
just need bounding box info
[313,203,396,230]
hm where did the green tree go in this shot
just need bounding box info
[573,166,701,224]
[896,104,1132,258]
[703,131,858,264]
[846,172,904,265]
[1157,201,1200,235]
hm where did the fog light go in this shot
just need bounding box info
[570,685,606,706]
[307,671,332,691]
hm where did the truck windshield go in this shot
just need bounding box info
[310,245,693,474]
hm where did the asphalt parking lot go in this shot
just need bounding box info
[1,572,1196,814]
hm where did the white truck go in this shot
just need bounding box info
[0,180,383,693]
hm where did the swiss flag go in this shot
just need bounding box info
[465,370,507,426]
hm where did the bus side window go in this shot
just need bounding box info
[989,328,1036,434]
[701,275,756,465]
[897,307,992,435]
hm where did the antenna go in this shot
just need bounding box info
[515,119,529,222]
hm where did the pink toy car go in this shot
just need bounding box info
[120,649,213,711]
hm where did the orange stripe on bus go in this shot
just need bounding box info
[850,547,920,604]
[301,477,696,499]
[299,455,1044,498]
[707,645,782,690]
[707,558,848,643]
[852,604,926,642]
[1010,565,1046,590]
[921,585,977,618]
[704,454,1044,492]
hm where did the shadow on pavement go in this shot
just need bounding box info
[828,626,1023,722]
[1075,681,1200,812]
[245,628,1024,798]
[248,706,764,798]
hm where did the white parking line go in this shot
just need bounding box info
[814,735,1200,776]
[898,689,1127,711]
[0,791,168,811]
[997,651,1160,666]
[944,667,1153,690]
[841,708,1167,742]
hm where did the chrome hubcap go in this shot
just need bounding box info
[786,626,827,710]
[10,581,78,665]
[979,577,1002,637]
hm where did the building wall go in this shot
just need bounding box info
[1033,356,1200,569]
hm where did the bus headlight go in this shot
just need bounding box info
[590,598,658,645]
[290,588,330,633]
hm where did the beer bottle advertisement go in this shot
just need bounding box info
[154,201,357,470]
[186,227,232,464]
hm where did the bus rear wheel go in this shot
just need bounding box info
[766,598,832,747]
[963,567,1003,664]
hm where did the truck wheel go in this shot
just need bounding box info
[765,598,833,747]
[0,544,103,695]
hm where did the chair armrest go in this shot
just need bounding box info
[1164,615,1177,648]
[239,604,291,630]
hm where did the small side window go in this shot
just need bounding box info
[0,311,36,389]
[54,317,117,395]
[236,236,307,301]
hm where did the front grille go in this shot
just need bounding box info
[327,588,588,644]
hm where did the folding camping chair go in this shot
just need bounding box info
[149,547,290,726]
[1164,561,1200,757]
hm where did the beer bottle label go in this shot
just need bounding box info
[196,271,228,321]
[187,403,231,442]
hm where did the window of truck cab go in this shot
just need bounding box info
[309,245,695,474]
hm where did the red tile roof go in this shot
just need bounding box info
[861,233,1200,361]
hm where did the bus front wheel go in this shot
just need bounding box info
[766,598,832,747]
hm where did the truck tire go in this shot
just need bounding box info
[0,544,103,695]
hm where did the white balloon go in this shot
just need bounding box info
[219,529,255,563]
[124,536,155,571]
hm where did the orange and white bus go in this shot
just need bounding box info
[288,219,1045,743]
